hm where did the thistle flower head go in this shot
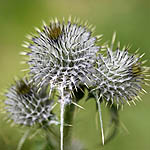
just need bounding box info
[22,17,100,104]
[91,34,149,105]
[5,78,57,126]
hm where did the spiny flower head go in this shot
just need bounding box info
[5,78,58,127]
[22,17,100,104]
[90,33,150,105]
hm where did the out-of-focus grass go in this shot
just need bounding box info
[0,0,150,150]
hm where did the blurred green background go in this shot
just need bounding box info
[0,0,150,150]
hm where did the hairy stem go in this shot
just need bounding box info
[60,101,65,150]
[63,103,76,150]
[97,97,105,145]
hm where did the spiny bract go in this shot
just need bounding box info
[5,78,57,126]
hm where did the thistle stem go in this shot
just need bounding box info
[96,96,105,145]
[17,129,31,150]
[64,103,76,150]
[45,131,55,150]
[44,126,59,149]
[104,104,119,145]
[60,101,65,150]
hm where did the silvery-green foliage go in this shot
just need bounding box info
[5,78,58,126]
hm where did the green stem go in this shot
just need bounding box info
[63,103,76,150]
[105,104,119,144]
[44,126,59,150]
[102,104,119,145]
[97,97,105,145]
[17,128,31,150]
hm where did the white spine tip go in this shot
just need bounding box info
[42,20,47,27]
[72,101,85,110]
[20,52,27,55]
[112,32,116,45]
[21,44,28,48]
[25,34,32,40]
[34,27,41,33]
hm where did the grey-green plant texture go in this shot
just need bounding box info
[2,17,150,150]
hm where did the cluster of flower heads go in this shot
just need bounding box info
[4,17,149,150]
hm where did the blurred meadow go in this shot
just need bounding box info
[0,0,150,150]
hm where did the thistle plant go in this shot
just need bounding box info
[2,17,150,150]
